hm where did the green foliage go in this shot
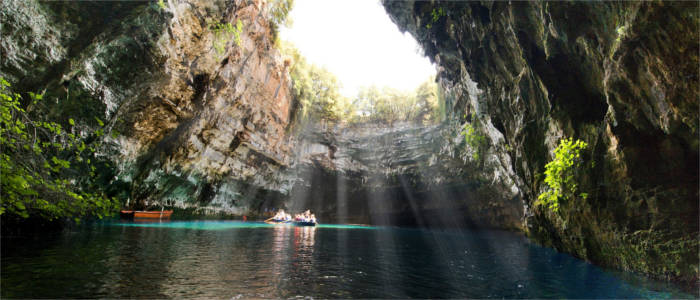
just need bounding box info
[157,0,166,10]
[280,42,444,125]
[280,42,354,123]
[354,86,409,125]
[609,18,629,59]
[426,7,446,29]
[350,76,443,125]
[0,78,119,221]
[537,137,589,212]
[415,76,443,123]
[504,143,513,152]
[352,81,441,125]
[461,117,486,161]
[211,20,243,56]
[267,0,294,40]
[615,25,627,40]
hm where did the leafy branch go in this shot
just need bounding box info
[211,20,243,56]
[461,116,486,161]
[426,7,446,29]
[0,78,118,221]
[537,137,589,213]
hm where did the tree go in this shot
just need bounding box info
[280,42,353,124]
[279,42,443,125]
[351,78,442,125]
[414,76,440,123]
[0,77,118,221]
[267,0,294,40]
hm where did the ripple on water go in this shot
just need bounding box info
[0,221,694,298]
[106,220,377,231]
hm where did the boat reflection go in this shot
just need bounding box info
[131,218,172,224]
[270,225,316,262]
[267,224,318,294]
[294,226,316,249]
[271,225,292,276]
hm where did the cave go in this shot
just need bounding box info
[0,0,697,298]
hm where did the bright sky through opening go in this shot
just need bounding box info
[279,0,436,98]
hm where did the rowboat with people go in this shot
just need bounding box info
[265,209,317,226]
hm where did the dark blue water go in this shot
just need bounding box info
[1,221,693,298]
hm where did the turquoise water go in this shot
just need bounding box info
[1,220,694,298]
[111,220,377,230]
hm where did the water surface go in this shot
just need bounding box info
[1,220,693,298]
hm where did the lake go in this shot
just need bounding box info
[1,220,693,298]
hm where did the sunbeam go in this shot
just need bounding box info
[397,174,426,227]
[335,171,348,224]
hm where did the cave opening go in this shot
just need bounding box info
[272,0,476,227]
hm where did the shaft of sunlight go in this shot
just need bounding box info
[397,174,426,227]
[336,171,348,224]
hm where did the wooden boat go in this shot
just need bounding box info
[135,210,173,219]
[120,210,173,219]
[264,215,316,226]
[119,210,135,219]
[264,218,292,224]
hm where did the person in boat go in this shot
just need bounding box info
[310,213,316,224]
[274,209,288,221]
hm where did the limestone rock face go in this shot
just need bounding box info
[1,0,296,214]
[1,0,520,228]
[383,0,698,284]
[0,0,530,228]
[288,122,523,229]
[116,0,296,214]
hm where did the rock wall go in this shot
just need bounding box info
[285,121,523,229]
[383,0,698,285]
[1,0,518,227]
[1,0,296,215]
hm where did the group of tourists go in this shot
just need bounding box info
[272,209,293,222]
[271,209,316,224]
[294,210,316,224]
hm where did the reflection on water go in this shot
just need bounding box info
[294,226,316,249]
[0,221,694,299]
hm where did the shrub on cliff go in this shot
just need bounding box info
[537,137,589,212]
[210,20,243,56]
[0,78,118,222]
[461,118,486,161]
